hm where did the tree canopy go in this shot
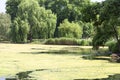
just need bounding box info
[6,0,22,20]
[58,19,82,38]
[92,0,120,52]
[6,0,57,43]
[0,13,11,41]
[38,0,91,37]
[5,0,120,51]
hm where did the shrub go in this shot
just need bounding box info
[58,19,82,38]
[45,38,55,44]
[45,38,92,46]
[80,40,88,46]
[105,40,119,53]
[45,38,78,45]
[80,39,92,46]
[31,39,46,44]
[105,40,116,46]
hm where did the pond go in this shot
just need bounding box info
[0,44,120,80]
[2,71,120,80]
[74,74,120,80]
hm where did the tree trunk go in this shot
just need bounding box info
[27,31,32,43]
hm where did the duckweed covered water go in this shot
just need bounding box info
[0,44,120,80]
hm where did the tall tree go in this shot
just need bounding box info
[92,0,120,51]
[11,17,29,43]
[18,0,56,39]
[82,2,102,22]
[6,0,57,43]
[58,19,82,38]
[0,13,11,40]
[6,0,22,20]
[38,0,90,37]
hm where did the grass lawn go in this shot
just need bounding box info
[0,43,120,80]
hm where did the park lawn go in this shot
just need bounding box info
[0,43,120,80]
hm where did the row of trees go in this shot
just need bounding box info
[0,0,119,52]
[5,0,95,43]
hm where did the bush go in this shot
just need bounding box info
[45,38,78,45]
[105,40,119,53]
[105,40,116,46]
[31,39,46,44]
[58,19,82,38]
[45,38,92,46]
[80,39,92,46]
[45,38,55,44]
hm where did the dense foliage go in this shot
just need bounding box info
[10,17,29,43]
[82,22,94,38]
[6,0,56,43]
[45,38,92,46]
[37,0,91,37]
[6,0,22,20]
[0,13,11,41]
[6,0,94,43]
[4,0,120,54]
[92,0,120,52]
[58,19,82,38]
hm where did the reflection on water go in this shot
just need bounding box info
[2,71,35,80]
[14,69,47,80]
[16,71,33,80]
[1,69,50,80]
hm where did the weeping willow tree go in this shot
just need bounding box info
[0,13,11,41]
[58,19,82,38]
[7,0,57,43]
[19,0,57,39]
[11,17,29,43]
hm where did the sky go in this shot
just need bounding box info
[0,0,105,13]
[0,0,7,13]
[92,0,105,2]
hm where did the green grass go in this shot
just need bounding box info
[0,43,119,80]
